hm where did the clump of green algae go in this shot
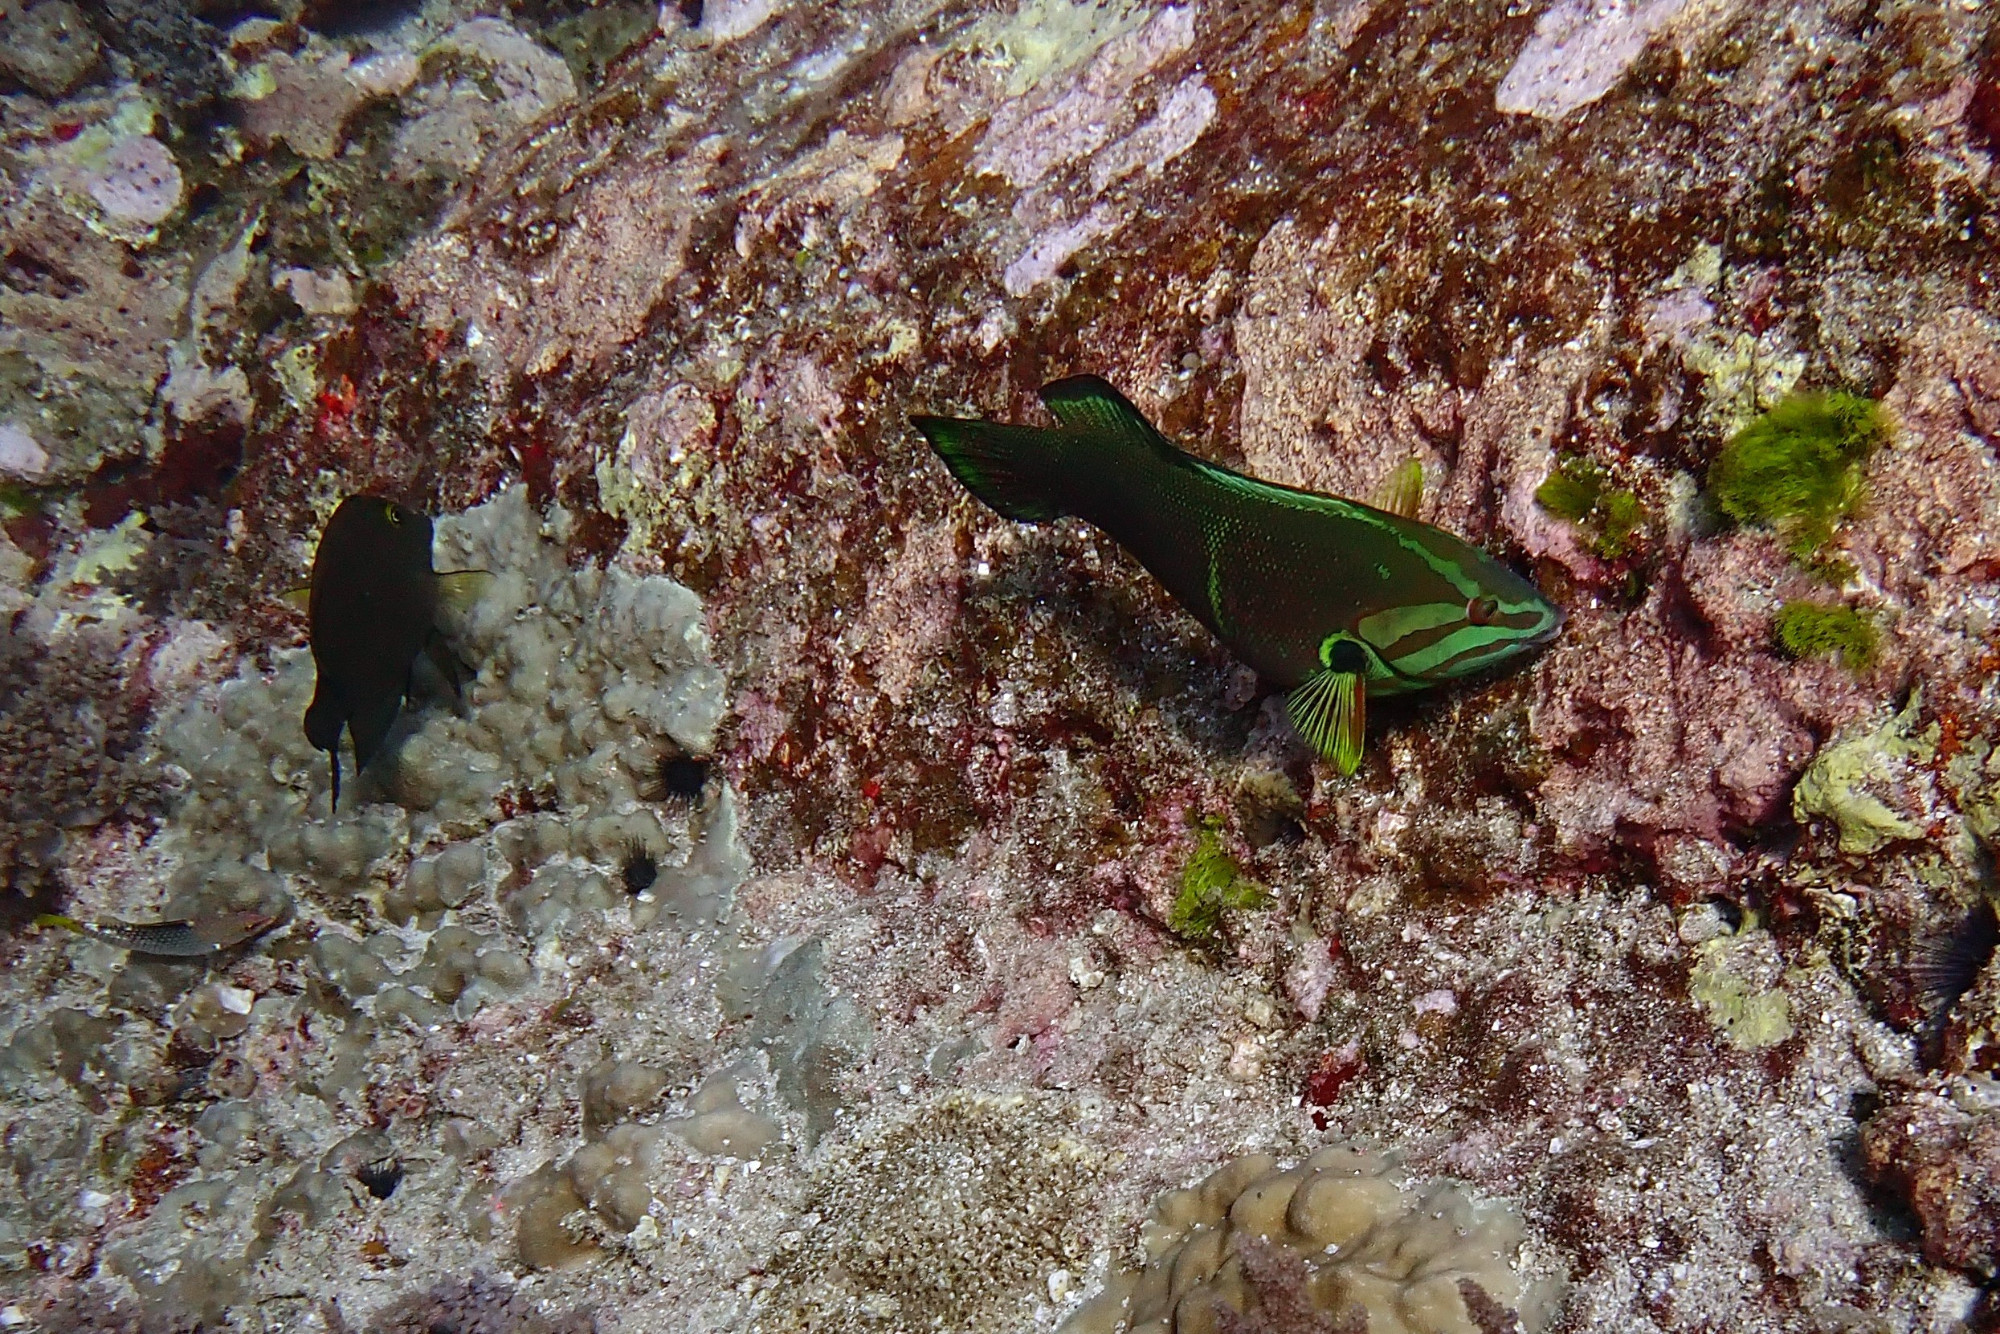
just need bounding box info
[1534,455,1644,558]
[1774,600,1878,672]
[1168,821,1268,940]
[1707,391,1887,561]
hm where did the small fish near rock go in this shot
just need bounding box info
[913,375,1563,773]
[34,909,279,958]
[294,496,490,810]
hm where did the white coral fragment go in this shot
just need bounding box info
[1495,0,1691,121]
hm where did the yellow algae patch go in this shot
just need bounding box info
[1690,937,1794,1051]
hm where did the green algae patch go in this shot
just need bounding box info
[1793,695,1936,855]
[1169,821,1268,940]
[1535,455,1645,559]
[1774,600,1878,672]
[1689,938,1794,1051]
[1707,391,1887,561]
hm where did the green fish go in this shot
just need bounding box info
[912,376,1563,773]
[296,497,488,810]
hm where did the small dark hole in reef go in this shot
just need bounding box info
[299,0,422,36]
[1243,808,1303,850]
[1706,897,1743,933]
[356,1157,404,1200]
[183,179,223,221]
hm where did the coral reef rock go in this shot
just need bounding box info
[8,1,2000,1331]
[1062,1144,1559,1334]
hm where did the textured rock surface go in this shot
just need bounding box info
[3,1,2000,1332]
[1862,1089,2000,1277]
[1062,1143,1558,1334]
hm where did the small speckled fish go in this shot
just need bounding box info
[913,376,1564,773]
[295,497,490,810]
[34,910,279,957]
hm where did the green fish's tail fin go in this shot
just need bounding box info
[918,376,1178,520]
[1287,667,1367,776]
[912,416,1074,522]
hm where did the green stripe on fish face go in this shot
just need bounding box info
[1335,507,1562,687]
[1355,589,1561,684]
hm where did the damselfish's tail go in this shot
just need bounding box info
[911,416,1074,522]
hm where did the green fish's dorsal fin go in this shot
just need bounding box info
[912,416,1071,521]
[1038,375,1175,456]
[1372,458,1424,520]
[436,568,496,615]
[280,585,311,609]
[1287,667,1366,775]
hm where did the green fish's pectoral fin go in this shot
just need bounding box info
[1372,458,1424,520]
[436,569,495,616]
[1038,375,1174,454]
[912,416,1071,521]
[1287,666,1367,775]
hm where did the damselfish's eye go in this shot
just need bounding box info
[384,504,403,525]
[1466,596,1499,626]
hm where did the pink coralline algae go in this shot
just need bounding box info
[83,133,181,226]
[1495,0,1702,122]
[0,421,50,481]
[1528,590,1868,859]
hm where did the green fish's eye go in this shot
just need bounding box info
[383,504,403,526]
[1466,595,1499,626]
